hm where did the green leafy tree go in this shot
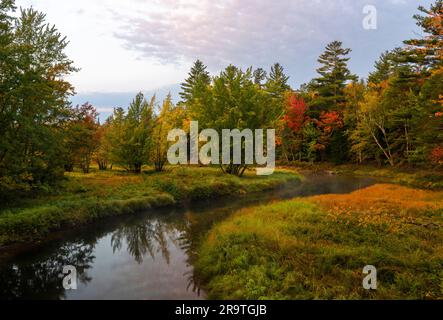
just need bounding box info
[152,94,187,172]
[94,119,112,171]
[107,94,155,173]
[64,103,100,173]
[188,65,273,176]
[125,93,155,173]
[106,107,126,168]
[344,81,370,163]
[0,4,76,193]
[358,86,396,166]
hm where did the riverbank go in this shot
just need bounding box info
[279,162,443,190]
[195,183,443,299]
[0,167,301,247]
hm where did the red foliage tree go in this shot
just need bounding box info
[430,146,443,164]
[315,111,344,151]
[284,94,308,133]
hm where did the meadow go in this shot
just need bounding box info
[195,183,443,299]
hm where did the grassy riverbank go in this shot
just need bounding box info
[0,167,300,247]
[195,184,443,300]
[279,162,443,190]
[334,165,443,190]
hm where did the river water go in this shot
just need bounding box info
[0,174,376,300]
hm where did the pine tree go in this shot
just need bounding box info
[180,59,210,104]
[253,68,267,86]
[368,49,402,84]
[265,63,290,97]
[310,41,357,114]
[402,0,443,71]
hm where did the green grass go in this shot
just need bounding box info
[195,185,443,300]
[0,167,300,246]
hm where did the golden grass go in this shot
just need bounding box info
[196,184,443,299]
[307,184,443,233]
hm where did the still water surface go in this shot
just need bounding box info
[0,174,376,300]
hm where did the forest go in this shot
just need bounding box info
[0,0,442,301]
[1,1,442,199]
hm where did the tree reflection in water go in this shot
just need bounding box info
[108,209,209,295]
[110,219,179,265]
[0,242,95,300]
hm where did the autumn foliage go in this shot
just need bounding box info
[430,146,443,164]
[284,94,308,133]
[308,184,443,233]
[316,111,344,135]
[315,111,344,152]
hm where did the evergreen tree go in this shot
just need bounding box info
[402,0,443,71]
[263,63,291,133]
[265,63,290,97]
[368,49,402,84]
[253,68,267,86]
[415,70,443,162]
[310,41,357,114]
[180,59,211,104]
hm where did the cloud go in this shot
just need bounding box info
[113,0,366,69]
[112,0,429,82]
[17,0,432,91]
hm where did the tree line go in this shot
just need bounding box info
[0,0,442,195]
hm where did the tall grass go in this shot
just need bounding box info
[195,184,443,300]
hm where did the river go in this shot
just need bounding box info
[0,173,376,300]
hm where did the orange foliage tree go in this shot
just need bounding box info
[314,111,344,157]
[278,93,309,161]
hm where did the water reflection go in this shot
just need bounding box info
[111,220,176,265]
[0,242,95,300]
[0,174,376,300]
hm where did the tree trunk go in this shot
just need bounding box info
[404,122,410,163]
[133,163,142,174]
[370,131,394,167]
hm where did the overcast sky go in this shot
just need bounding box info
[16,0,432,117]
